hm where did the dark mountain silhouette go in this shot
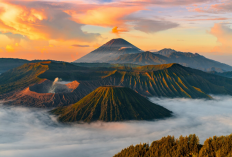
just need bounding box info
[74,38,142,63]
[0,58,29,73]
[210,71,232,78]
[110,48,232,72]
[0,58,64,74]
[51,86,172,122]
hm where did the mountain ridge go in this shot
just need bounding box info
[110,49,232,72]
[2,62,232,107]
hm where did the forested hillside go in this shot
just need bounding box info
[114,134,232,157]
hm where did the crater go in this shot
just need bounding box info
[29,79,79,94]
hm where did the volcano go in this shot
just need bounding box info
[74,38,142,63]
[51,86,172,122]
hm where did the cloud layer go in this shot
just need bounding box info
[1,95,232,157]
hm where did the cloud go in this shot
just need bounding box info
[5,45,15,52]
[133,19,179,33]
[71,5,143,27]
[186,18,229,21]
[210,23,232,53]
[1,32,26,43]
[190,1,232,13]
[71,44,90,47]
[1,95,232,157]
[0,1,100,42]
[111,26,128,35]
[120,0,218,6]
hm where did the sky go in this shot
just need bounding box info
[0,0,232,64]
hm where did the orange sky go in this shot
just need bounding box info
[0,0,232,64]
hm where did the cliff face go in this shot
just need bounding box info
[2,79,86,108]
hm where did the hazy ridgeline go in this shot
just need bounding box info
[1,96,232,157]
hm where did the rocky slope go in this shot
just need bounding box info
[51,86,172,122]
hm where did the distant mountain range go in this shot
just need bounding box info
[75,38,232,72]
[209,71,232,78]
[0,58,29,73]
[2,61,232,107]
[0,58,62,73]
[110,49,232,72]
[51,86,172,122]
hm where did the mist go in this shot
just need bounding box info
[1,96,232,157]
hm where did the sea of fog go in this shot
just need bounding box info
[1,95,232,157]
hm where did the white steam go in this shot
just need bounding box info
[1,96,232,157]
[48,77,60,93]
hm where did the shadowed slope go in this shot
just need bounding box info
[0,58,30,73]
[92,63,232,98]
[0,61,50,94]
[51,86,172,122]
[110,49,232,72]
[110,51,169,65]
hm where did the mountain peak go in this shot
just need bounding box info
[103,38,139,49]
[74,38,142,63]
[156,48,177,56]
[51,86,172,122]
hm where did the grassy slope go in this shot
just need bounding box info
[0,62,50,94]
[98,63,232,98]
[1,62,232,99]
[101,64,214,98]
[51,86,172,122]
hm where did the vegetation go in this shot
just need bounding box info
[51,86,172,122]
[2,61,232,99]
[114,134,232,157]
[0,62,49,94]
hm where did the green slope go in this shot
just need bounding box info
[51,86,172,122]
[0,61,109,95]
[96,63,232,98]
[2,62,232,99]
[0,62,49,94]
